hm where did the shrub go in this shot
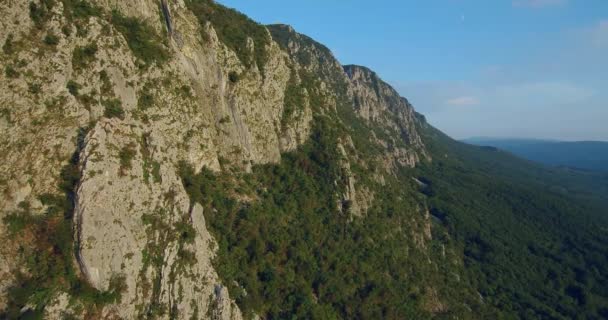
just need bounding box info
[110,10,169,67]
[228,71,239,83]
[4,65,19,78]
[44,32,59,46]
[186,0,270,72]
[138,84,154,110]
[72,43,98,70]
[281,71,306,129]
[61,0,101,20]
[103,99,125,119]
[151,161,161,183]
[218,115,231,124]
[2,34,14,54]
[119,144,137,174]
[28,82,42,95]
[29,0,55,29]
[67,80,81,96]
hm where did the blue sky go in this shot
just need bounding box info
[218,0,608,141]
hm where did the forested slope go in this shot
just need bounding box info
[417,123,608,319]
[0,0,606,319]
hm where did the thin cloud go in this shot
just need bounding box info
[445,96,480,106]
[512,0,568,8]
[592,20,608,47]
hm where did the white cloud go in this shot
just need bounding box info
[592,20,608,47]
[512,0,567,8]
[493,82,594,106]
[445,96,479,106]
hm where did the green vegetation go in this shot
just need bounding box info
[137,83,155,110]
[32,1,167,68]
[67,80,81,96]
[186,0,270,72]
[228,71,240,83]
[28,82,42,95]
[281,70,306,129]
[1,128,126,319]
[138,207,197,318]
[60,0,101,21]
[29,0,101,32]
[43,32,59,46]
[180,115,477,319]
[119,143,137,175]
[111,10,169,67]
[268,24,333,68]
[5,1,607,318]
[102,99,124,120]
[177,25,608,316]
[413,124,608,319]
[4,65,19,78]
[29,0,55,29]
[72,43,98,70]
[3,34,14,54]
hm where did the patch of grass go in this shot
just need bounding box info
[138,83,154,110]
[28,82,42,95]
[103,99,124,119]
[119,143,137,175]
[67,80,81,96]
[29,0,55,29]
[178,85,192,98]
[110,10,169,67]
[151,161,162,183]
[281,70,306,129]
[218,115,231,124]
[61,0,101,21]
[44,32,59,46]
[78,94,97,110]
[2,34,14,54]
[0,108,10,123]
[99,70,112,96]
[186,0,270,72]
[72,43,98,70]
[228,71,239,83]
[4,65,19,78]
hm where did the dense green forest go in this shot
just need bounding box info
[417,124,608,319]
[180,115,485,319]
[181,110,608,318]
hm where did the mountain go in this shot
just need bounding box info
[0,0,607,319]
[464,138,608,172]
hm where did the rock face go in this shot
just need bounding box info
[74,119,242,319]
[344,65,427,169]
[0,0,429,318]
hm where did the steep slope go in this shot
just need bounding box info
[0,0,307,318]
[0,0,432,318]
[416,125,608,319]
[0,0,607,319]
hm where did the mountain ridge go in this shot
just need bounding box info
[0,0,606,319]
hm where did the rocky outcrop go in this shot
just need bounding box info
[0,0,430,318]
[344,65,428,169]
[74,119,242,319]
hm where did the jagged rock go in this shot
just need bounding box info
[344,65,428,169]
[0,0,429,317]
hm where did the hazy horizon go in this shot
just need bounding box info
[463,136,608,143]
[218,0,608,141]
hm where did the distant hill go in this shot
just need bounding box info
[464,138,608,172]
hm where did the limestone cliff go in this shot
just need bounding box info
[0,0,429,318]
